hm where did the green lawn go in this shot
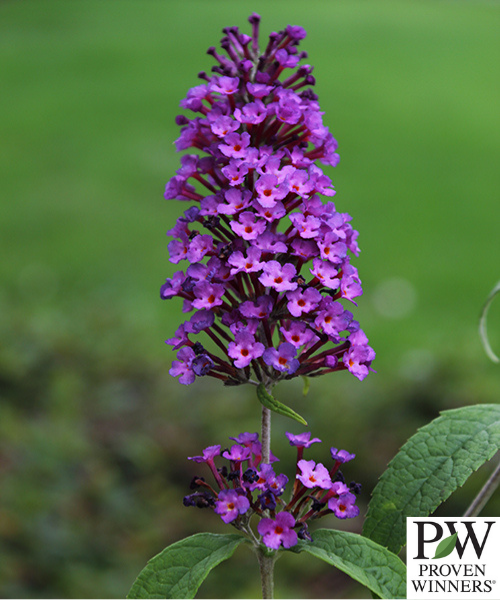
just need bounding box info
[1,1,500,597]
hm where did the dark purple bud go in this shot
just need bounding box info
[311,498,326,512]
[286,25,307,41]
[175,115,190,126]
[333,471,345,484]
[298,525,313,542]
[192,341,205,355]
[183,492,215,508]
[189,475,205,489]
[350,481,362,495]
[239,59,253,73]
[203,215,220,231]
[258,490,277,511]
[192,354,214,376]
[292,274,307,286]
[297,65,313,77]
[218,243,233,260]
[255,71,271,84]
[180,206,200,223]
[227,470,240,482]
[242,467,259,483]
[299,88,318,101]
[181,277,195,293]
[248,12,261,25]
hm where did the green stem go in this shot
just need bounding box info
[257,548,275,599]
[464,458,500,517]
[258,386,275,598]
[261,403,271,465]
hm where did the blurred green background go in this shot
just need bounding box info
[1,0,500,597]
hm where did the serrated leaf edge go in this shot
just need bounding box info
[363,404,500,554]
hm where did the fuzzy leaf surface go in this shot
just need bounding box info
[296,529,406,599]
[363,404,500,554]
[127,533,246,599]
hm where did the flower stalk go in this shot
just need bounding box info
[261,404,272,466]
[257,548,276,599]
[463,458,500,518]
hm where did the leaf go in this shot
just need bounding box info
[127,533,246,599]
[257,383,307,425]
[295,529,406,599]
[363,404,500,555]
[433,532,458,559]
[479,280,500,363]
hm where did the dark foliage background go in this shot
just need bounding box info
[1,1,499,597]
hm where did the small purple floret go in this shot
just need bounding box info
[296,459,332,490]
[328,492,359,519]
[286,432,321,449]
[215,489,250,523]
[263,343,300,374]
[258,511,298,550]
[188,445,221,463]
[330,448,356,464]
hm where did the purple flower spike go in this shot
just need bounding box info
[258,511,298,550]
[215,489,250,523]
[184,431,361,551]
[161,14,374,387]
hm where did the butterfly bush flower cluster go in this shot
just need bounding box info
[184,431,360,550]
[162,13,375,387]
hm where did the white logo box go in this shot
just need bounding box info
[407,517,500,599]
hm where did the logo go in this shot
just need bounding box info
[407,517,499,599]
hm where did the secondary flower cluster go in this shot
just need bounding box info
[184,431,360,550]
[162,13,375,386]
